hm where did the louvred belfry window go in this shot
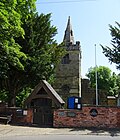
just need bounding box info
[61,54,69,64]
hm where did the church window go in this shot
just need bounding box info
[61,85,70,94]
[61,54,69,64]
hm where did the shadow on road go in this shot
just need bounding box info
[70,127,120,137]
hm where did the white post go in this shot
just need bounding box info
[95,44,98,106]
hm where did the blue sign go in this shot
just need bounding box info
[67,97,75,109]
[67,96,82,110]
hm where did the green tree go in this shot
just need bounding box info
[0,10,65,106]
[0,0,36,77]
[0,0,27,77]
[116,74,120,91]
[86,66,119,96]
[0,0,38,106]
[109,72,119,96]
[101,22,120,70]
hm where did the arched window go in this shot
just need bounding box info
[61,54,69,64]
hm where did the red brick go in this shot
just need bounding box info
[53,107,120,128]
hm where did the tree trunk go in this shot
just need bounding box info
[8,90,16,107]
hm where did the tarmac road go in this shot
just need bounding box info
[1,135,120,140]
[0,124,120,139]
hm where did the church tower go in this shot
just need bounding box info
[54,17,82,106]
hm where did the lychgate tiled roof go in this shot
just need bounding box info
[24,80,65,107]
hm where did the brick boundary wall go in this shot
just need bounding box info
[0,107,33,125]
[12,109,33,125]
[53,106,120,128]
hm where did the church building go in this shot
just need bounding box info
[53,16,82,106]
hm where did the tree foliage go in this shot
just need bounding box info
[0,0,26,77]
[0,1,65,106]
[86,66,119,96]
[101,22,120,70]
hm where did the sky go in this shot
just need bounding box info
[36,0,120,78]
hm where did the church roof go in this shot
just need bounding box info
[24,80,65,107]
[63,16,74,45]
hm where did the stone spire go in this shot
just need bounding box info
[63,16,74,46]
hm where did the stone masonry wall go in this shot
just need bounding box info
[81,79,107,105]
[53,106,120,128]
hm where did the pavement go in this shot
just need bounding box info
[0,124,120,137]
